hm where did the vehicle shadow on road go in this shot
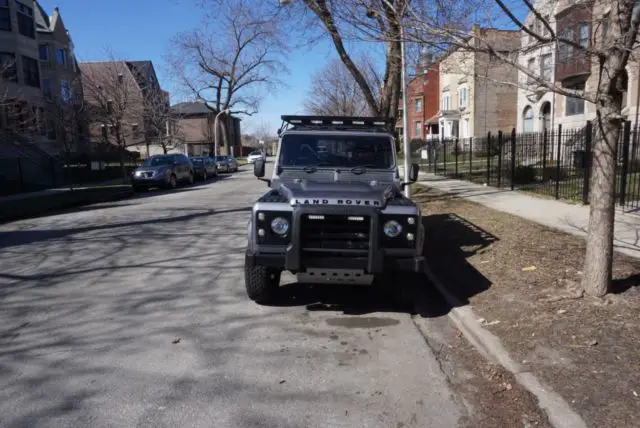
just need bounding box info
[268,274,452,318]
[422,213,498,307]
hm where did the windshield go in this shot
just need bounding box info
[278,134,394,169]
[191,158,204,164]
[249,151,260,156]
[142,156,173,166]
[215,156,226,161]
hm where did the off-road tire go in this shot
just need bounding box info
[202,171,207,181]
[188,172,194,185]
[245,265,281,304]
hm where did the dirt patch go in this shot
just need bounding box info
[414,185,640,428]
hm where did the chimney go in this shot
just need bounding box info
[54,7,60,14]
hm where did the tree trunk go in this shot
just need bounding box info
[581,103,621,297]
[220,119,230,155]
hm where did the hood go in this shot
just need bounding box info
[277,179,395,208]
[136,165,171,172]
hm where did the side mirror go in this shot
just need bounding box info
[401,163,420,189]
[254,158,265,178]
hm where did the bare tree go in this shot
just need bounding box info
[167,0,288,155]
[305,57,370,116]
[43,75,88,187]
[80,57,144,182]
[405,0,640,296]
[143,88,183,155]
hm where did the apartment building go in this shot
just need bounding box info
[0,0,44,128]
[79,60,173,157]
[396,51,440,141]
[517,0,639,132]
[172,100,242,157]
[438,26,520,141]
[34,4,84,150]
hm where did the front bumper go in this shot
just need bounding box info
[247,205,424,274]
[132,175,169,187]
[245,249,424,273]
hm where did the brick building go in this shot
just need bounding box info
[396,52,440,141]
[438,26,520,140]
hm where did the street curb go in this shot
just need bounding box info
[423,266,588,428]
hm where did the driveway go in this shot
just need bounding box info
[0,168,465,428]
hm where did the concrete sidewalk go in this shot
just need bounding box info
[416,173,640,260]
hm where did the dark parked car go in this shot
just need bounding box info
[190,156,218,180]
[132,154,194,191]
[215,155,239,173]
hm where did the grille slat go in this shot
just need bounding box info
[301,214,371,251]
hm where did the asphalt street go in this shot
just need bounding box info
[0,165,467,428]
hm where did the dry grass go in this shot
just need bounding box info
[414,185,640,428]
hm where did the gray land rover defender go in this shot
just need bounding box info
[244,115,425,303]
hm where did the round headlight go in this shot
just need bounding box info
[383,220,402,237]
[270,217,289,235]
[407,216,416,225]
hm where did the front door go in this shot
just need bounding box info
[541,102,551,131]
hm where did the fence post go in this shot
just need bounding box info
[486,132,491,185]
[582,120,593,204]
[542,128,548,171]
[469,138,473,177]
[497,131,503,187]
[555,124,562,199]
[510,128,516,190]
[455,138,459,177]
[17,157,24,192]
[619,120,631,207]
[443,139,447,175]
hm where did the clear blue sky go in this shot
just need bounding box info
[39,0,335,135]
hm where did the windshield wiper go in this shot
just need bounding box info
[302,163,332,173]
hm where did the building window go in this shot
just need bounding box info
[415,98,423,113]
[558,28,574,62]
[0,52,17,81]
[415,121,422,137]
[459,87,467,107]
[39,45,49,61]
[0,0,10,31]
[21,56,40,87]
[566,83,585,116]
[523,106,534,133]
[578,23,590,48]
[42,78,51,98]
[441,92,450,110]
[541,54,552,81]
[16,0,35,39]
[56,48,67,66]
[527,58,536,84]
[60,79,70,102]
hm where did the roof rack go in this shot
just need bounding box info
[279,115,396,134]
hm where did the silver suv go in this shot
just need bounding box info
[244,115,424,304]
[132,154,194,191]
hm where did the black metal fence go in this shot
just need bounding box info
[419,120,640,213]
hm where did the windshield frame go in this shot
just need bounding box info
[276,132,396,170]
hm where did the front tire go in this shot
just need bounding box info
[245,265,281,304]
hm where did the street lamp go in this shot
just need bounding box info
[214,108,230,157]
[279,1,412,197]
